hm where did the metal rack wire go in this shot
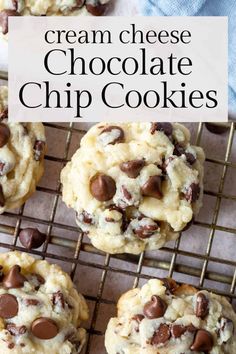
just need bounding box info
[0,71,236,353]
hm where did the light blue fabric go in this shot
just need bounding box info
[141,0,236,113]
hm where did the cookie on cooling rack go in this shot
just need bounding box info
[0,0,111,35]
[61,122,205,254]
[0,86,46,214]
[105,278,236,354]
[0,251,89,353]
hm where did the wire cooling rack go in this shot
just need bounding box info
[0,71,236,353]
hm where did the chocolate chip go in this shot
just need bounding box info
[0,265,4,281]
[7,343,15,349]
[52,291,65,309]
[184,183,200,203]
[3,265,26,289]
[185,152,197,165]
[31,317,59,340]
[187,324,197,333]
[195,293,209,319]
[174,143,196,165]
[0,108,8,120]
[90,174,116,201]
[161,157,174,174]
[12,0,18,8]
[0,184,5,207]
[78,211,94,224]
[99,125,124,145]
[121,185,132,200]
[72,340,81,351]
[29,273,45,291]
[0,161,14,176]
[34,140,45,161]
[75,0,86,7]
[150,123,173,137]
[105,217,115,222]
[36,274,45,283]
[171,324,196,339]
[120,159,145,178]
[65,332,81,351]
[21,125,28,136]
[8,343,15,349]
[108,205,128,232]
[0,294,18,318]
[171,324,186,338]
[0,10,20,35]
[19,228,46,250]
[173,143,185,157]
[205,123,228,135]
[151,323,171,346]
[161,278,179,295]
[24,298,40,306]
[86,0,109,16]
[190,329,213,352]
[34,273,45,285]
[7,323,27,336]
[0,161,6,176]
[132,314,144,332]
[132,314,144,323]
[143,295,167,319]
[141,176,162,199]
[133,219,159,239]
[0,122,10,148]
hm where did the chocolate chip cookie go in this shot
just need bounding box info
[0,0,111,36]
[0,86,46,214]
[0,251,89,353]
[61,122,205,254]
[105,278,236,354]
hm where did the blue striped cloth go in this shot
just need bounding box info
[141,0,236,114]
